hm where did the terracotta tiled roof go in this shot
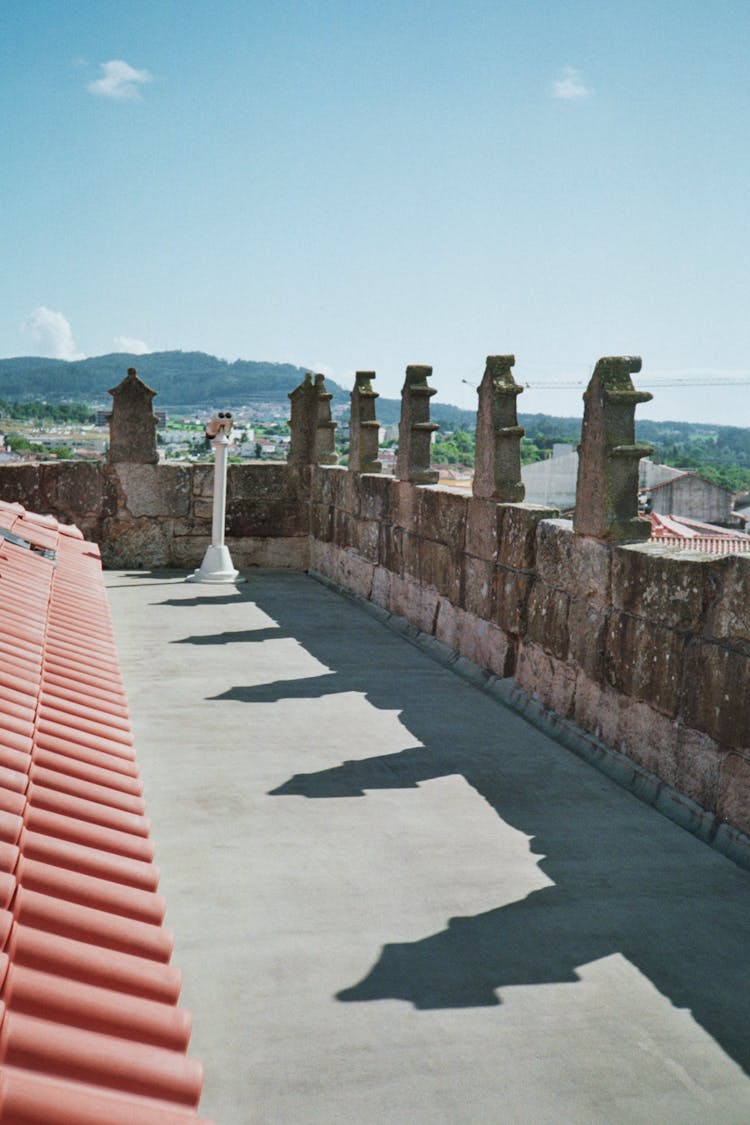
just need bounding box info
[0,500,212,1123]
[647,512,750,553]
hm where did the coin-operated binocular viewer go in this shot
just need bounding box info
[204,411,234,441]
[187,411,244,584]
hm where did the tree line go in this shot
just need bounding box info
[0,400,94,424]
[429,415,750,492]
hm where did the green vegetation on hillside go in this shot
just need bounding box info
[0,399,94,424]
[432,429,476,466]
[6,434,73,458]
[1,353,747,490]
[636,420,750,492]
[426,414,750,492]
[0,352,327,406]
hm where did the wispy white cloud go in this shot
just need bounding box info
[22,307,84,361]
[114,335,152,355]
[551,66,592,101]
[87,59,152,100]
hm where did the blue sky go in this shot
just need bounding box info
[2,1,749,424]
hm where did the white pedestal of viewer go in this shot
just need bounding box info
[187,434,245,584]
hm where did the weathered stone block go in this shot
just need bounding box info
[498,505,561,570]
[610,696,679,775]
[401,531,421,580]
[171,517,211,538]
[0,465,46,512]
[605,613,685,716]
[231,536,309,569]
[390,480,419,534]
[41,462,106,519]
[572,673,617,746]
[99,517,172,568]
[380,524,404,576]
[465,497,500,561]
[417,487,467,548]
[309,538,335,578]
[227,463,291,502]
[192,465,214,498]
[333,548,374,599]
[437,599,514,676]
[568,600,609,683]
[340,470,362,517]
[332,508,355,551]
[351,517,380,563]
[682,641,750,749]
[419,539,462,603]
[435,597,461,650]
[229,461,310,506]
[494,566,531,635]
[533,519,611,601]
[311,503,334,542]
[612,544,717,631]
[226,500,304,539]
[193,498,214,521]
[310,461,339,506]
[526,579,570,661]
[282,464,312,501]
[114,464,192,519]
[371,565,391,610]
[671,726,724,812]
[462,555,495,619]
[460,615,515,678]
[358,474,393,522]
[703,554,750,647]
[389,573,439,635]
[516,642,576,717]
[717,753,750,836]
[168,532,211,568]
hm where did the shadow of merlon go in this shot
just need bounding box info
[270,739,750,1071]
[194,571,750,1076]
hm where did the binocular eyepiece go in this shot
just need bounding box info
[205,411,234,439]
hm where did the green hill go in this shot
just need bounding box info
[0,350,477,426]
[1,353,747,490]
[0,351,327,406]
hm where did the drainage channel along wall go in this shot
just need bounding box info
[0,499,212,1124]
[309,467,750,852]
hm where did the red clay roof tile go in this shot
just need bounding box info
[0,500,209,1122]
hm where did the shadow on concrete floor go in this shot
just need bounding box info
[160,572,750,1076]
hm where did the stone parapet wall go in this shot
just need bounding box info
[0,461,310,570]
[1,446,748,844]
[310,466,750,837]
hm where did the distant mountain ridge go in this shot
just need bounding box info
[0,350,478,427]
[2,352,747,443]
[0,351,326,405]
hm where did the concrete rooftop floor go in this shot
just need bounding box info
[105,569,750,1125]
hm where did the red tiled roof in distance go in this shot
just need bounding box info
[0,500,212,1124]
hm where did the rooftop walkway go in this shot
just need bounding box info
[106,569,750,1125]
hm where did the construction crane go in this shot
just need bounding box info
[463,376,750,390]
[519,377,750,389]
